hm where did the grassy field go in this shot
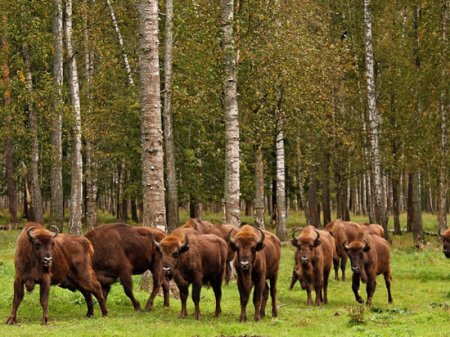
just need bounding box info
[0,212,449,337]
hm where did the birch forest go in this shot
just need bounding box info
[0,0,448,242]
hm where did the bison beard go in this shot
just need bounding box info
[6,223,107,325]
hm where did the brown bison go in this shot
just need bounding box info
[6,223,108,325]
[440,228,450,258]
[359,223,385,238]
[155,229,227,320]
[183,218,237,283]
[344,233,393,305]
[290,226,335,306]
[228,225,281,322]
[84,223,169,311]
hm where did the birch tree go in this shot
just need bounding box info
[363,0,388,239]
[66,0,83,235]
[254,145,265,229]
[51,0,64,230]
[138,0,166,228]
[221,0,240,227]
[275,94,287,240]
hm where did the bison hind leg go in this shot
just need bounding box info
[384,271,393,304]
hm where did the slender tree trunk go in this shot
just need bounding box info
[438,0,449,231]
[22,43,44,224]
[322,153,331,225]
[50,0,64,231]
[254,144,265,229]
[84,0,97,230]
[163,0,178,231]
[131,199,139,223]
[106,0,134,86]
[221,0,240,227]
[66,0,83,235]
[2,25,17,224]
[392,175,402,234]
[118,162,127,222]
[138,0,166,228]
[275,107,287,240]
[364,0,388,239]
[308,175,321,228]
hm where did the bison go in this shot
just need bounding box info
[84,223,169,311]
[183,218,237,283]
[344,233,393,305]
[6,223,108,325]
[155,229,227,320]
[290,226,335,306]
[228,225,281,322]
[440,228,450,258]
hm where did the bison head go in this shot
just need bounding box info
[344,239,370,282]
[440,229,450,258]
[155,233,189,279]
[291,228,321,266]
[27,226,59,269]
[228,225,265,272]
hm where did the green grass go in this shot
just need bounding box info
[0,212,449,336]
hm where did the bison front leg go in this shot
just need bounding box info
[252,279,264,321]
[178,284,189,318]
[5,278,25,325]
[192,281,202,320]
[333,256,340,281]
[79,289,94,317]
[119,270,140,311]
[352,273,363,304]
[211,276,223,317]
[365,278,377,306]
[289,269,298,290]
[39,276,51,325]
[237,279,250,322]
[270,277,278,317]
[341,253,348,281]
[260,282,269,318]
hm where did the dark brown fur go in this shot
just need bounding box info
[157,229,227,320]
[359,223,385,238]
[440,228,450,258]
[228,225,281,322]
[344,233,393,305]
[6,223,107,325]
[291,226,335,306]
[84,223,169,311]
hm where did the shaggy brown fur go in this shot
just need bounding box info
[440,228,450,258]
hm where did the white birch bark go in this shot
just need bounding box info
[66,0,84,235]
[254,145,265,229]
[276,105,287,240]
[163,0,179,231]
[221,0,240,227]
[438,0,448,231]
[51,0,64,230]
[364,0,388,238]
[106,0,134,86]
[138,0,166,228]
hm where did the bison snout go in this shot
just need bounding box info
[42,256,52,267]
[240,261,249,271]
[301,256,309,265]
[351,266,360,273]
[163,266,172,274]
[443,250,450,258]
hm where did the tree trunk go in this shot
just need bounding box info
[22,42,44,224]
[438,0,448,232]
[189,197,202,219]
[2,25,17,224]
[131,199,139,223]
[118,161,127,222]
[66,0,83,235]
[254,144,265,229]
[84,0,97,231]
[163,0,178,231]
[50,0,64,231]
[221,0,240,227]
[364,0,388,239]
[392,175,402,235]
[308,175,321,228]
[275,107,287,241]
[138,0,166,228]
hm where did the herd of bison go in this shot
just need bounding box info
[4,218,450,325]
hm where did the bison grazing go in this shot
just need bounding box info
[291,226,335,306]
[440,228,450,258]
[228,225,281,322]
[344,233,393,305]
[6,223,107,325]
[84,223,169,311]
[155,229,227,320]
[183,218,237,284]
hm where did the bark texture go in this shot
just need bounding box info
[275,111,287,240]
[254,145,265,229]
[138,0,166,228]
[66,0,83,235]
[221,0,240,227]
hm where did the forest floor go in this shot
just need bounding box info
[0,212,449,337]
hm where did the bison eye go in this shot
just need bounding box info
[173,252,180,258]
[35,243,41,250]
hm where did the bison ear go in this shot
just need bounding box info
[343,241,349,252]
[228,240,237,251]
[363,240,371,252]
[255,240,265,251]
[313,239,321,247]
[290,239,298,247]
[179,234,189,254]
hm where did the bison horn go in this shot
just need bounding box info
[315,229,320,242]
[153,238,161,249]
[363,239,370,251]
[291,228,302,241]
[50,225,59,238]
[227,229,236,245]
[343,240,350,251]
[27,226,36,242]
[257,228,265,245]
[180,233,189,251]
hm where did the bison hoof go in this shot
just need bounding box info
[5,317,16,325]
[239,315,247,322]
[356,298,364,304]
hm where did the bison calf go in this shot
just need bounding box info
[344,233,393,305]
[6,223,107,325]
[156,229,227,320]
[84,223,169,311]
[228,225,281,322]
[291,226,335,306]
[440,228,450,258]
